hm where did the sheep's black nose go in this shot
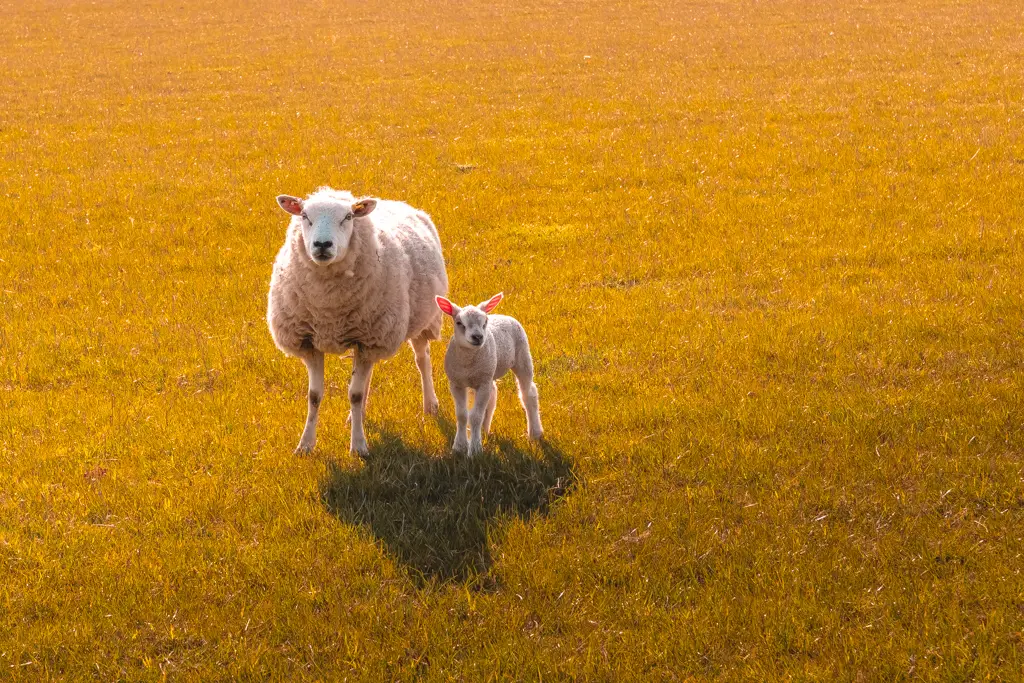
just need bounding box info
[470,334,483,345]
[313,240,333,249]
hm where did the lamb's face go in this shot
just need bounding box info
[453,306,489,348]
[436,293,503,350]
[277,193,377,266]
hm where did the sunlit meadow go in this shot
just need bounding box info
[1,0,1023,679]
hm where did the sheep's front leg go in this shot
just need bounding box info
[410,336,439,415]
[296,350,325,453]
[349,353,375,456]
[467,382,493,456]
[451,384,469,453]
[344,364,373,422]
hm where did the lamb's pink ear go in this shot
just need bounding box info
[277,195,304,216]
[436,296,457,317]
[352,199,377,217]
[480,292,503,314]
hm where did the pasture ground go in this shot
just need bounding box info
[2,0,1024,679]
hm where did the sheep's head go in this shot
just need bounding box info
[436,293,503,348]
[276,191,377,265]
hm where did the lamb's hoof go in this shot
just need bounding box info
[424,398,439,415]
[452,439,468,454]
[528,429,544,441]
[467,442,483,457]
[295,442,315,455]
[351,438,369,457]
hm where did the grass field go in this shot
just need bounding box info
[2,0,1024,679]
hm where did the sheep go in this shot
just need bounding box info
[435,292,543,455]
[267,187,448,455]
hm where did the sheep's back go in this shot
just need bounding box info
[374,202,448,341]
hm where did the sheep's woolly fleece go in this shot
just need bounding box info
[267,187,448,362]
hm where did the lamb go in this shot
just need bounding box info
[267,187,448,455]
[435,292,543,455]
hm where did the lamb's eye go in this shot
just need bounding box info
[301,213,309,222]
[456,322,464,329]
[345,213,353,222]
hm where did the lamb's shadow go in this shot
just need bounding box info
[319,415,574,584]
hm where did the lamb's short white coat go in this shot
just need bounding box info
[436,293,543,455]
[267,187,448,455]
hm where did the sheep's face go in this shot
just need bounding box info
[277,194,377,265]
[436,293,504,349]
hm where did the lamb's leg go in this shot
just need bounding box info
[297,350,325,453]
[451,384,469,453]
[514,360,543,441]
[482,381,498,435]
[348,352,375,456]
[409,336,439,415]
[468,382,493,456]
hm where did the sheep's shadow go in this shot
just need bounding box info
[319,415,574,584]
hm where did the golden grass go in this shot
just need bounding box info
[2,0,1023,679]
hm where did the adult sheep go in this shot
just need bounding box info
[267,187,448,455]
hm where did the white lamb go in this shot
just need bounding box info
[267,187,448,455]
[435,293,543,455]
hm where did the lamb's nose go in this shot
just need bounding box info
[470,334,483,345]
[313,240,333,249]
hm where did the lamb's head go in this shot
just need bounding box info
[436,293,503,349]
[276,190,377,266]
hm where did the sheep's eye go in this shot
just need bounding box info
[301,213,309,222]
[456,322,464,329]
[345,213,353,222]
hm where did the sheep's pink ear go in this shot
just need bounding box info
[480,292,503,314]
[277,195,304,216]
[352,199,377,217]
[436,296,457,317]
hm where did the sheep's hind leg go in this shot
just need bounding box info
[348,353,375,456]
[297,350,325,453]
[468,382,493,456]
[514,364,543,441]
[451,385,469,453]
[482,381,498,435]
[410,335,439,415]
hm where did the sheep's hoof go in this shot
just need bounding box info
[452,439,468,454]
[424,398,439,416]
[528,429,544,441]
[296,426,317,453]
[467,443,483,457]
[351,439,369,457]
